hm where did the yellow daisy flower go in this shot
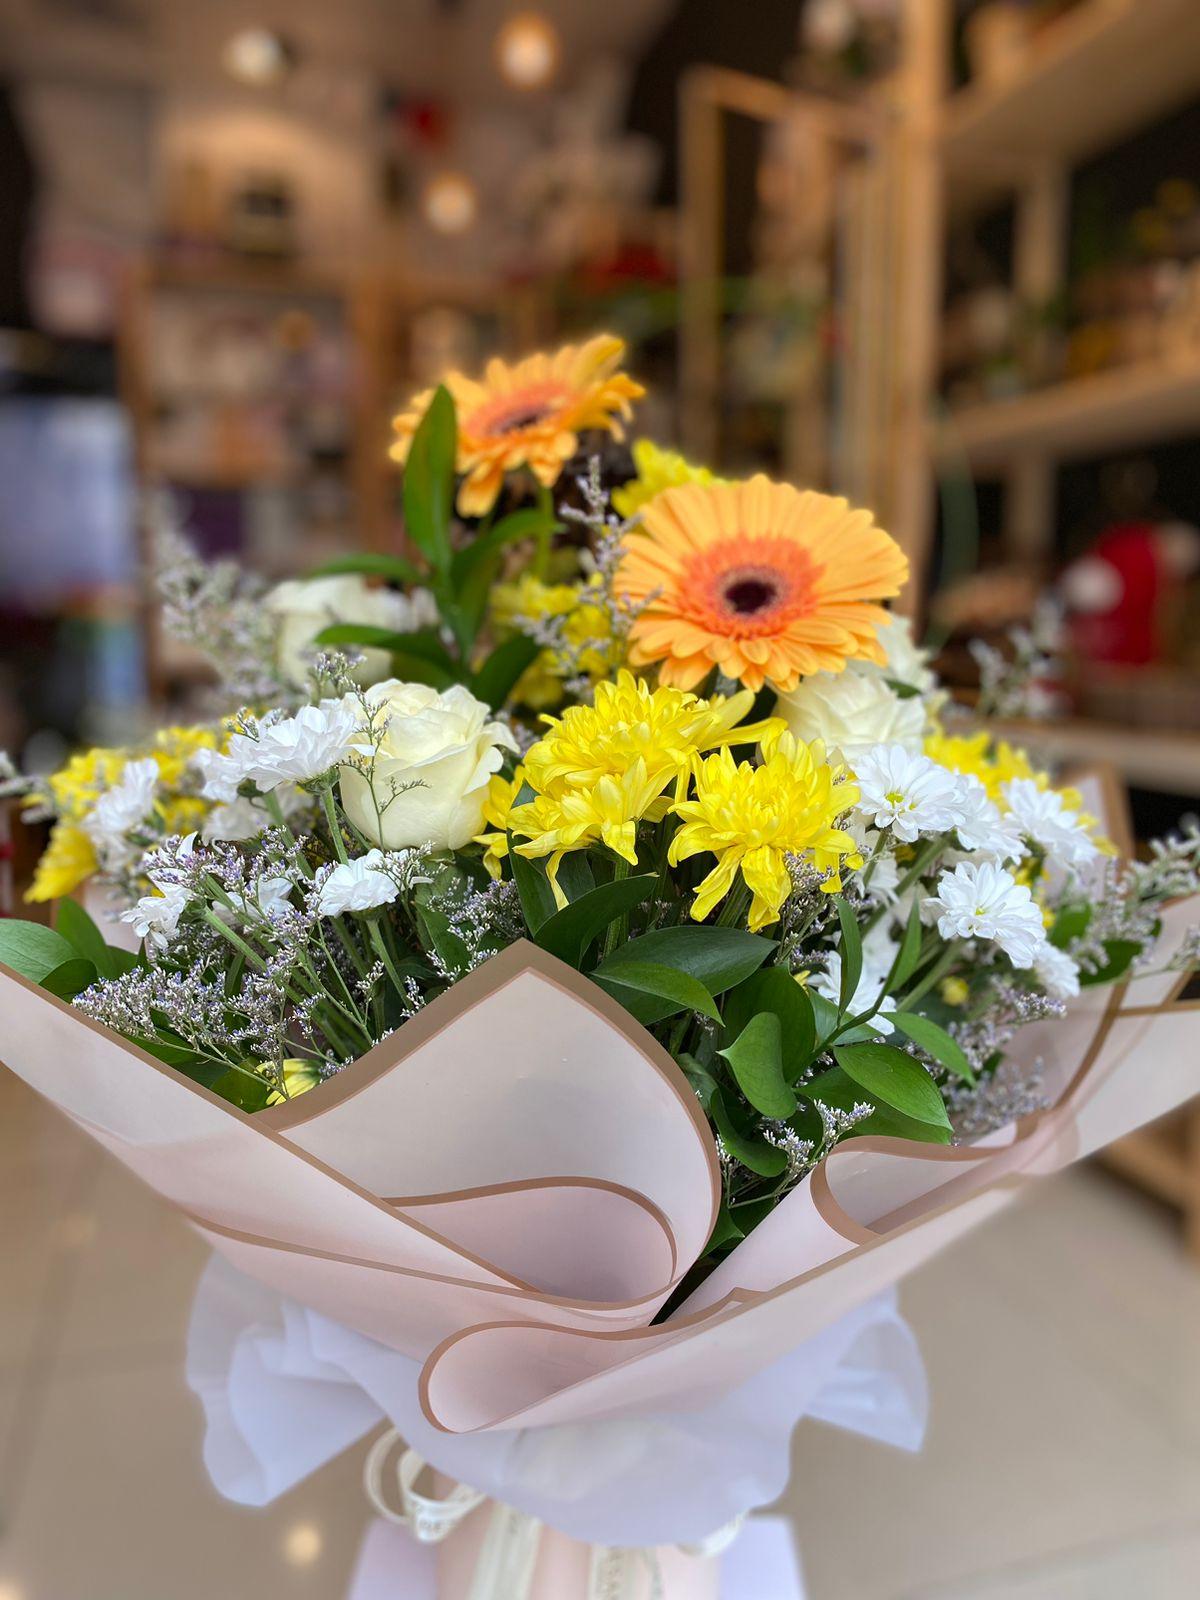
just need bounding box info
[511,759,672,899]
[26,821,98,903]
[616,476,909,693]
[390,335,644,518]
[490,575,622,710]
[669,732,861,931]
[611,439,724,520]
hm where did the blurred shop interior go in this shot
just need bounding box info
[3,4,1200,835]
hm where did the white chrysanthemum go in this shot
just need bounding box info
[1003,778,1098,868]
[952,774,1024,863]
[811,925,899,1034]
[84,758,159,856]
[120,832,197,953]
[925,860,1047,969]
[315,851,400,917]
[199,698,363,800]
[853,745,964,843]
[1034,941,1081,1000]
[201,785,310,842]
[251,874,295,921]
[777,670,926,765]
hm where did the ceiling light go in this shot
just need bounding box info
[421,172,479,236]
[223,28,296,87]
[495,12,560,90]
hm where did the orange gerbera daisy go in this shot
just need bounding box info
[617,476,909,693]
[390,335,644,518]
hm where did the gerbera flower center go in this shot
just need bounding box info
[723,575,779,615]
[471,382,567,439]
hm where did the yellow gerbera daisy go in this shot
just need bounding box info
[617,476,909,693]
[669,732,861,931]
[390,335,644,518]
[611,439,724,520]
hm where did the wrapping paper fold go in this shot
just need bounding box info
[2,880,1197,1442]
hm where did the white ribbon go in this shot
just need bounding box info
[363,1430,744,1600]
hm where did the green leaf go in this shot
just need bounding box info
[554,853,595,902]
[891,1010,975,1084]
[704,1202,744,1255]
[805,1065,953,1145]
[55,898,135,981]
[890,897,925,990]
[835,897,862,1011]
[450,508,561,588]
[711,1089,788,1177]
[313,624,454,669]
[591,925,775,1023]
[722,967,816,1081]
[306,552,425,586]
[536,874,657,967]
[808,986,887,1046]
[1049,901,1093,951]
[718,1011,796,1118]
[208,1066,274,1113]
[40,956,98,1000]
[471,634,541,710]
[1081,937,1143,987]
[0,920,81,985]
[593,960,721,1023]
[833,1041,953,1131]
[402,384,457,573]
[677,1051,721,1111]
[510,847,557,933]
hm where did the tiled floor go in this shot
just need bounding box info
[1,1068,1198,1599]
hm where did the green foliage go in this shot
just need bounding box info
[891,1010,975,1084]
[54,898,138,980]
[806,1064,954,1145]
[722,967,816,1081]
[718,1011,796,1119]
[510,848,557,933]
[40,957,99,1000]
[711,1088,788,1177]
[833,1040,954,1132]
[590,925,775,1023]
[834,897,862,1010]
[889,898,925,990]
[0,920,83,984]
[1080,937,1143,987]
[470,635,541,709]
[593,959,722,1023]
[306,552,425,586]
[535,875,657,967]
[402,384,457,575]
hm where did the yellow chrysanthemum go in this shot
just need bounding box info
[507,672,781,902]
[390,335,644,518]
[669,732,862,932]
[476,771,525,878]
[26,821,98,903]
[512,759,672,900]
[616,476,909,693]
[522,670,783,799]
[43,747,126,823]
[611,439,724,520]
[490,575,622,710]
[923,732,1035,803]
[150,725,220,790]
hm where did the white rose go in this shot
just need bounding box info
[340,681,518,852]
[265,575,439,688]
[864,614,936,693]
[777,670,926,765]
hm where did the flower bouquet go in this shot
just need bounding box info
[2,336,1199,1598]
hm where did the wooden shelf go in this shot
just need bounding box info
[943,0,1200,206]
[934,355,1200,472]
[985,714,1200,796]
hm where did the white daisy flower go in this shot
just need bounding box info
[84,758,159,856]
[1003,778,1098,868]
[951,774,1024,863]
[853,745,964,844]
[120,833,197,953]
[199,698,363,800]
[315,851,400,918]
[926,860,1047,969]
[1034,942,1081,1000]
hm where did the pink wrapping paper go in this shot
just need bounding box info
[1,884,1197,1441]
